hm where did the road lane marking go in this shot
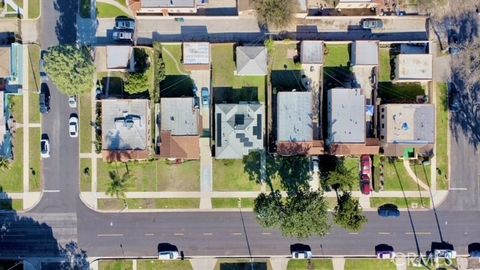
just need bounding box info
[203,233,213,236]
[261,232,272,235]
[378,232,391,235]
[449,187,468,191]
[144,233,155,236]
[43,189,60,193]
[97,233,123,237]
[405,232,431,235]
[174,233,184,236]
[232,232,242,235]
[349,232,358,235]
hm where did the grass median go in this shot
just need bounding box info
[79,94,92,154]
[344,259,396,270]
[436,83,449,190]
[287,259,333,270]
[211,198,255,208]
[98,198,200,210]
[370,197,431,209]
[137,260,192,270]
[99,260,132,270]
[80,158,92,192]
[29,127,42,192]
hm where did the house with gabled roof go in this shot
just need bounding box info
[236,46,267,76]
[159,97,200,160]
[215,103,264,159]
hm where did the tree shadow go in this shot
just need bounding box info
[0,190,89,268]
[271,70,305,90]
[160,75,195,97]
[54,0,78,44]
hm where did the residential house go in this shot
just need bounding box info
[379,104,435,157]
[351,40,379,103]
[95,46,135,72]
[183,42,210,71]
[327,88,379,155]
[101,99,151,162]
[235,46,267,76]
[335,0,377,9]
[300,40,324,65]
[277,91,323,156]
[215,103,264,159]
[159,97,200,159]
[351,40,379,66]
[137,0,197,14]
[394,54,432,82]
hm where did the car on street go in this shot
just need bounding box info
[377,250,396,259]
[39,92,50,114]
[40,59,48,82]
[40,136,50,158]
[68,96,77,108]
[433,249,457,259]
[362,19,384,29]
[112,30,133,42]
[378,207,400,218]
[158,251,179,260]
[292,251,312,259]
[69,115,79,138]
[201,87,209,106]
[115,19,135,30]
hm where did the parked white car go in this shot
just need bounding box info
[40,137,50,158]
[291,251,312,259]
[68,96,77,108]
[69,115,79,138]
[158,251,179,260]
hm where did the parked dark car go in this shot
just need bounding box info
[378,206,400,218]
[39,92,49,114]
[115,19,135,30]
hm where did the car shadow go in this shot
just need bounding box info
[157,242,178,253]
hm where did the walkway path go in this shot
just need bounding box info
[162,46,189,76]
[402,160,430,191]
[270,258,288,270]
[191,258,217,270]
[96,0,134,17]
[332,257,345,270]
[199,138,212,209]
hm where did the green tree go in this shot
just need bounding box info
[152,42,166,102]
[333,192,367,232]
[325,163,355,193]
[252,0,297,29]
[124,72,149,94]
[281,190,331,239]
[44,45,95,95]
[0,157,10,172]
[254,190,283,228]
[105,170,131,200]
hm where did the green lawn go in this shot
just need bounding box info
[96,2,130,18]
[211,44,266,103]
[115,0,128,7]
[29,128,42,192]
[29,93,40,123]
[374,156,426,191]
[410,163,431,187]
[99,260,133,270]
[370,197,431,208]
[287,259,334,270]
[28,0,40,18]
[343,157,360,190]
[213,159,261,191]
[323,44,352,90]
[80,158,92,192]
[211,198,255,208]
[379,48,392,82]
[79,0,90,18]
[0,199,23,211]
[271,42,302,70]
[98,198,200,210]
[79,94,92,154]
[0,128,23,192]
[436,83,449,190]
[97,159,200,192]
[378,82,425,103]
[162,44,187,75]
[9,95,23,123]
[12,0,22,8]
[214,259,272,270]
[137,260,193,270]
[324,44,350,67]
[344,259,396,270]
[27,44,41,93]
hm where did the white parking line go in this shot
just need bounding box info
[232,232,242,236]
[261,232,272,235]
[405,232,431,235]
[378,232,391,235]
[203,233,213,236]
[144,233,155,236]
[349,232,359,235]
[43,189,61,193]
[449,187,468,191]
[174,233,184,236]
[97,233,123,237]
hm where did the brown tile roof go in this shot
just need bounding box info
[159,131,200,159]
[329,139,380,155]
[102,149,150,162]
[382,144,434,157]
[277,141,325,156]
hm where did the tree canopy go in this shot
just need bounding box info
[333,192,367,232]
[124,72,149,94]
[325,163,355,192]
[44,45,95,95]
[105,170,132,200]
[252,0,297,29]
[254,191,283,228]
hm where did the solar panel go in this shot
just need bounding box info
[216,113,222,148]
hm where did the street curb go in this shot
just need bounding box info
[21,192,44,213]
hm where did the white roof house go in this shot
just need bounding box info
[140,0,197,13]
[395,54,433,82]
[183,42,210,66]
[277,92,313,142]
[301,41,324,65]
[335,0,377,9]
[351,40,379,66]
[106,46,134,70]
[327,88,365,144]
[236,46,267,76]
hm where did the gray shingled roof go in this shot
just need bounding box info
[106,46,132,69]
[277,92,313,142]
[328,88,365,144]
[142,0,195,7]
[215,104,264,159]
[301,41,324,64]
[352,41,379,66]
[236,46,267,76]
[161,97,199,135]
